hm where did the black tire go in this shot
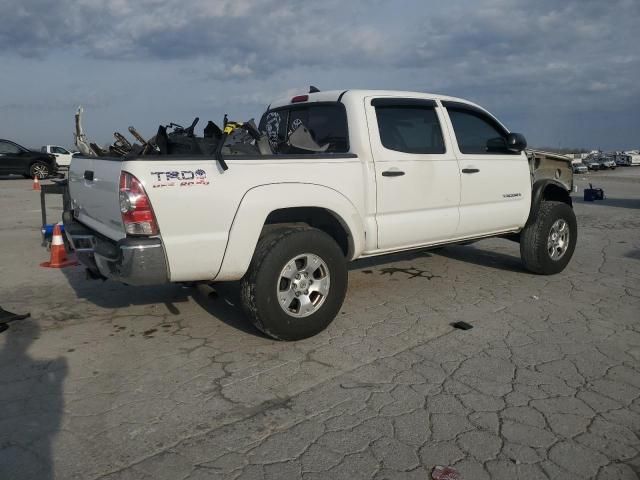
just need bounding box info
[240,226,348,341]
[520,201,577,275]
[29,162,50,179]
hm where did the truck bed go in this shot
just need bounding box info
[68,152,366,282]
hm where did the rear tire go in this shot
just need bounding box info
[30,162,50,179]
[520,201,577,274]
[240,226,348,341]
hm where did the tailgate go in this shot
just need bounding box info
[68,156,125,240]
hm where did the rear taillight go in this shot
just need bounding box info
[119,171,159,236]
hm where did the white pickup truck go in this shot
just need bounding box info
[64,90,576,340]
[41,145,75,169]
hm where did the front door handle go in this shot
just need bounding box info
[461,168,480,174]
[382,170,405,177]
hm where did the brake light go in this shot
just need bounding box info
[291,95,308,103]
[119,171,159,236]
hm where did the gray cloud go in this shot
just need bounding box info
[0,0,638,149]
[3,0,638,84]
[1,0,385,67]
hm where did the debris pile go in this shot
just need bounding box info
[73,107,328,171]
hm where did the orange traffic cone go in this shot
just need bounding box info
[41,224,78,268]
[32,176,41,191]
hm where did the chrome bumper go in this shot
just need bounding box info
[64,218,168,286]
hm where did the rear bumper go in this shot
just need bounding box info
[63,217,169,286]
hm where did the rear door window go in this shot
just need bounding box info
[259,103,349,153]
[374,105,445,154]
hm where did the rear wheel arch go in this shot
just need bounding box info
[263,206,352,258]
[214,183,365,281]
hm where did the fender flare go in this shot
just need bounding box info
[528,179,572,224]
[214,183,365,281]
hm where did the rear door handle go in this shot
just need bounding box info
[84,170,94,181]
[461,168,480,174]
[382,170,405,177]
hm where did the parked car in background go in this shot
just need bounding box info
[598,158,616,170]
[584,159,601,170]
[41,145,74,169]
[572,162,588,174]
[0,139,57,178]
[625,150,640,166]
[613,152,632,166]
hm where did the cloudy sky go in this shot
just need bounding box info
[1,0,638,150]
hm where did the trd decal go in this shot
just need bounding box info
[151,169,209,188]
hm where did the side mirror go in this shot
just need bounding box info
[506,132,527,153]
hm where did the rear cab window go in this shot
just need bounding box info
[260,109,289,151]
[259,103,349,154]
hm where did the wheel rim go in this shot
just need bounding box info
[277,253,331,318]
[33,164,48,179]
[547,219,570,261]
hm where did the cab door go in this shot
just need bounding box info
[365,97,461,251]
[441,101,531,237]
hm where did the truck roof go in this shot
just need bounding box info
[267,89,482,110]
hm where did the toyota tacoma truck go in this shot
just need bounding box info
[64,90,576,340]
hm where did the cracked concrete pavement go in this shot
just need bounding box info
[0,169,639,479]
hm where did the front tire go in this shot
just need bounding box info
[30,162,50,179]
[520,201,577,275]
[240,227,348,341]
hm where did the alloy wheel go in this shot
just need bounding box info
[276,253,331,318]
